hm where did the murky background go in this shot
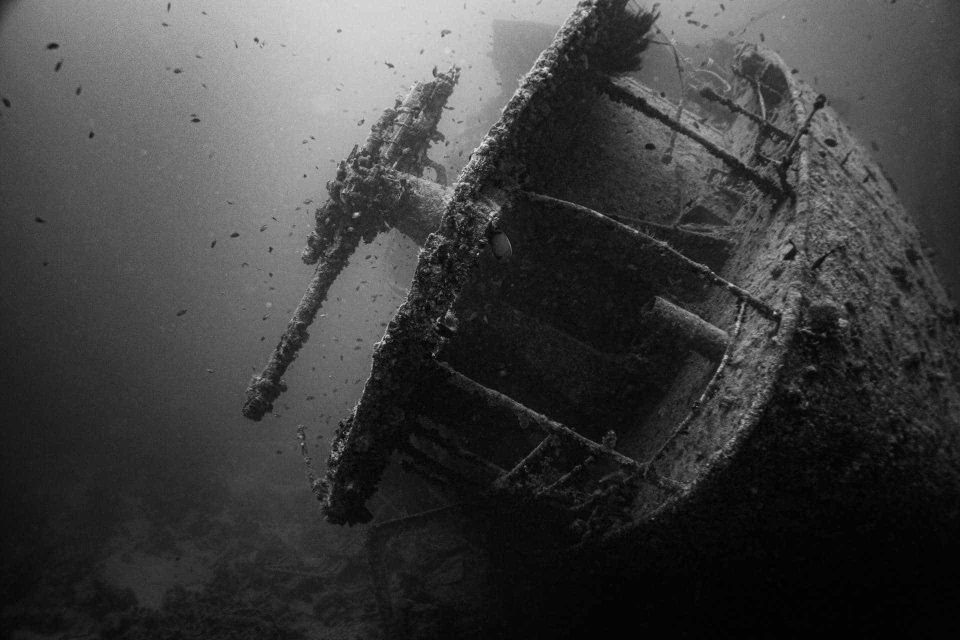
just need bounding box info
[1,0,958,637]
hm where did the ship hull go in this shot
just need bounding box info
[249,1,960,635]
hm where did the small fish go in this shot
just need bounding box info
[259,224,268,232]
[54,60,63,71]
[357,118,365,126]
[759,32,766,42]
[88,131,94,138]
[46,42,59,50]
[35,216,46,223]
[384,61,394,68]
[230,232,240,238]
[190,117,200,123]
[176,309,187,316]
[167,2,171,12]
[253,36,259,43]
[75,85,82,95]
[268,246,273,253]
[440,29,451,37]
[685,10,694,17]
[234,40,238,48]
[162,22,169,27]
[1,97,10,108]
[210,239,217,248]
[173,68,182,74]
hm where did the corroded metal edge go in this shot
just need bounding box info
[319,0,626,524]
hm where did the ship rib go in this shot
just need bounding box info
[596,74,785,197]
[432,361,642,471]
[519,190,781,322]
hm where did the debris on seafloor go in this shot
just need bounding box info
[0,490,379,639]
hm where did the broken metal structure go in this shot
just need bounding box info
[242,68,458,421]
[244,1,960,635]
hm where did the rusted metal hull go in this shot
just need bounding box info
[245,0,960,634]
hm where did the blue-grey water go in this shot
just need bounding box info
[1,0,958,637]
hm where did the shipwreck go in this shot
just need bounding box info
[243,1,960,635]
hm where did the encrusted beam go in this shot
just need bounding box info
[644,300,747,473]
[494,436,558,490]
[538,454,596,495]
[435,362,641,471]
[597,74,785,197]
[641,296,730,362]
[242,234,358,420]
[520,190,781,322]
[603,213,733,272]
[699,86,791,142]
[410,421,508,481]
